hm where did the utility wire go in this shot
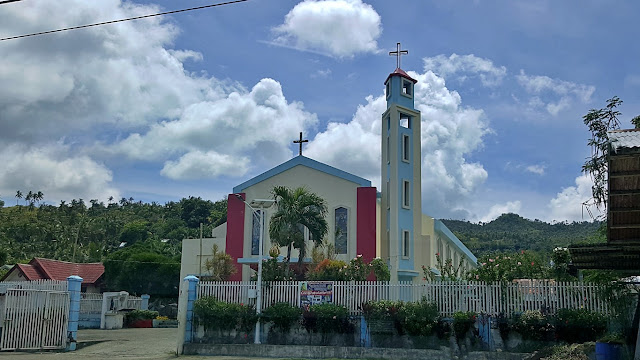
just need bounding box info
[0,0,249,42]
[0,0,25,5]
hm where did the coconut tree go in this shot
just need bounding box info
[268,186,328,276]
[15,190,23,205]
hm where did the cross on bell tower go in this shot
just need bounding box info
[389,42,408,69]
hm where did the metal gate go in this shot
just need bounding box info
[0,289,70,351]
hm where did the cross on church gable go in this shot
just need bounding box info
[389,42,408,69]
[293,131,308,156]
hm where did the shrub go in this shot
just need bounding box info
[307,259,349,281]
[398,298,439,337]
[237,303,258,333]
[370,258,390,281]
[555,308,607,343]
[512,310,554,341]
[361,300,403,334]
[193,297,238,332]
[344,255,369,281]
[452,311,476,339]
[305,303,351,334]
[126,309,159,323]
[261,302,301,334]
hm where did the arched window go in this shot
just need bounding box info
[251,210,262,255]
[335,207,348,254]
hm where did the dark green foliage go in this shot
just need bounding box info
[442,213,602,256]
[397,298,439,336]
[555,308,607,343]
[303,303,351,335]
[104,243,180,297]
[370,258,390,281]
[362,299,439,337]
[452,311,476,339]
[0,195,227,271]
[511,310,555,341]
[126,309,159,322]
[261,302,301,333]
[193,297,256,333]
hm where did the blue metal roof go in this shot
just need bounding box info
[233,155,371,193]
[434,220,478,264]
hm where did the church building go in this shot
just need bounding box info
[180,47,477,282]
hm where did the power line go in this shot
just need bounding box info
[0,0,26,5]
[0,0,249,42]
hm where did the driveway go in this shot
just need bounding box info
[0,328,275,360]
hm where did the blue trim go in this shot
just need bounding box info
[397,270,420,277]
[434,220,478,264]
[233,155,371,193]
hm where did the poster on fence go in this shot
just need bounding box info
[299,281,333,309]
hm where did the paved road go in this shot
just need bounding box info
[0,328,276,360]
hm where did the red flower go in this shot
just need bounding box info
[531,262,534,265]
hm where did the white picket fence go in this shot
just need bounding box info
[197,280,612,316]
[0,280,67,294]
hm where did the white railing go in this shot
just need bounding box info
[197,280,613,316]
[79,293,103,314]
[0,280,67,294]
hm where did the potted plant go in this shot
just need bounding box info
[596,333,625,360]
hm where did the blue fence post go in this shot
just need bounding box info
[141,294,150,310]
[360,316,371,347]
[66,275,83,351]
[184,276,199,344]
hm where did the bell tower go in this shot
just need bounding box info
[380,43,422,282]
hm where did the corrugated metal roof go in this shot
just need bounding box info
[609,129,640,151]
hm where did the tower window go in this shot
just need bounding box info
[402,230,410,258]
[399,113,411,129]
[402,79,413,97]
[386,81,391,98]
[386,136,390,164]
[402,180,410,209]
[402,134,410,162]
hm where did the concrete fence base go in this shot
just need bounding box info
[183,343,529,360]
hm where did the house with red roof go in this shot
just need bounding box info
[1,258,105,293]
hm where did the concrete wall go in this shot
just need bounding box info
[179,233,226,280]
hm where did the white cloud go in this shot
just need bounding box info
[311,69,332,78]
[161,151,250,180]
[525,164,545,175]
[306,67,491,219]
[479,201,522,223]
[272,0,382,58]
[0,144,120,204]
[516,70,595,116]
[548,174,603,222]
[106,78,318,178]
[422,54,507,87]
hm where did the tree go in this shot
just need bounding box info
[15,190,22,205]
[203,244,236,281]
[632,115,640,129]
[269,186,328,275]
[581,96,622,216]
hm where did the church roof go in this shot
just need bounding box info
[233,155,371,193]
[385,67,417,85]
[434,220,478,264]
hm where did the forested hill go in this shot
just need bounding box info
[441,213,603,256]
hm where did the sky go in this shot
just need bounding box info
[1,0,639,223]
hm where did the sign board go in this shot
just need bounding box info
[299,281,333,309]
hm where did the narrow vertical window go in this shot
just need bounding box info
[386,81,391,98]
[335,207,348,254]
[386,136,390,164]
[402,134,410,162]
[402,79,412,97]
[402,180,410,208]
[402,230,410,258]
[400,113,411,129]
[251,210,262,255]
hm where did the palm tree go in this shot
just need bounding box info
[268,186,328,276]
[15,190,22,205]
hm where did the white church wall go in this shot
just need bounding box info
[179,223,226,281]
[238,164,362,279]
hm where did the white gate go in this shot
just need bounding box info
[0,289,70,351]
